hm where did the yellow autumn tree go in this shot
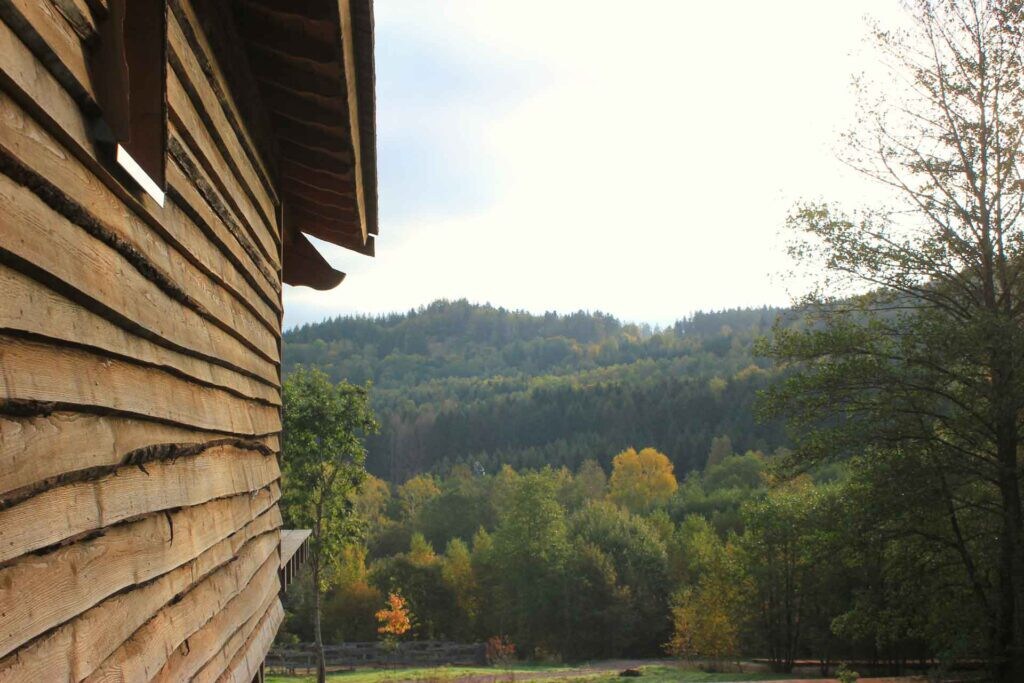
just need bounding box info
[608,447,678,512]
[664,526,745,668]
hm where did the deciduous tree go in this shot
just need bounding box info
[762,2,1024,678]
[282,368,379,683]
[608,447,679,512]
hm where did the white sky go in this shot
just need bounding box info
[283,1,908,329]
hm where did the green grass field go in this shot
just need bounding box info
[266,663,800,683]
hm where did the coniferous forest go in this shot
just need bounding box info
[283,300,790,479]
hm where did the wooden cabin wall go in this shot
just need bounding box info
[0,0,287,680]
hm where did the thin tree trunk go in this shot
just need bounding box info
[995,433,1024,683]
[314,556,326,683]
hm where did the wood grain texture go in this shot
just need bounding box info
[196,590,279,683]
[0,334,281,436]
[170,0,277,206]
[0,18,284,322]
[192,589,275,683]
[169,12,277,242]
[0,488,281,658]
[0,442,280,563]
[0,0,96,107]
[0,411,278,503]
[154,565,281,682]
[338,0,368,243]
[0,264,281,407]
[168,147,279,306]
[84,533,280,683]
[170,71,279,270]
[0,88,282,339]
[0,169,280,384]
[216,599,285,683]
[0,507,280,682]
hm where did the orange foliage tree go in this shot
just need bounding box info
[376,592,412,637]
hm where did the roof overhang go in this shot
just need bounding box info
[228,0,378,290]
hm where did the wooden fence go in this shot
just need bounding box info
[267,641,487,674]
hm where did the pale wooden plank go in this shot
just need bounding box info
[280,529,313,569]
[0,442,280,563]
[0,411,279,502]
[83,533,280,683]
[168,155,280,310]
[192,590,276,683]
[0,168,280,384]
[0,489,281,658]
[154,563,281,682]
[217,599,285,683]
[0,7,91,145]
[0,0,96,106]
[0,88,282,339]
[169,70,280,269]
[170,0,277,208]
[0,506,280,683]
[169,12,277,242]
[0,334,281,436]
[0,264,280,406]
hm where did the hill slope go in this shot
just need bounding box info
[283,300,790,480]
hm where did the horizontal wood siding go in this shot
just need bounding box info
[0,0,286,679]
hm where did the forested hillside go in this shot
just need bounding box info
[283,300,790,480]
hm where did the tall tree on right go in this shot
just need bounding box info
[761,2,1024,679]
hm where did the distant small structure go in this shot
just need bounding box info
[0,0,378,680]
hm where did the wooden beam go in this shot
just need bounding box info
[338,0,368,245]
[0,52,284,323]
[49,0,98,44]
[282,224,345,291]
[0,0,97,108]
[0,90,282,347]
[191,591,275,683]
[168,13,277,242]
[168,136,280,297]
[167,0,276,204]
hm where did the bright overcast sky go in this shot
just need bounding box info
[283,0,907,330]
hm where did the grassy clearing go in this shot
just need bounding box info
[267,663,803,683]
[266,663,570,683]
[582,667,802,682]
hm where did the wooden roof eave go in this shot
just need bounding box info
[227,0,378,290]
[337,0,368,245]
[282,225,346,290]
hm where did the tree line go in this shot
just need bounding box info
[279,423,969,676]
[284,301,790,479]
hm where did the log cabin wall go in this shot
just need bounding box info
[0,0,375,680]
